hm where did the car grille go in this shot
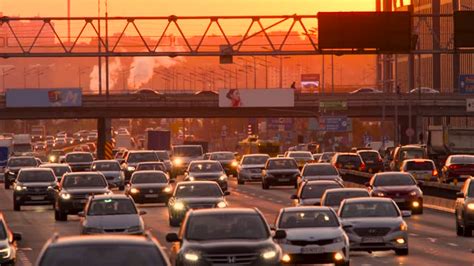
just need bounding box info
[353,227,391,237]
[26,187,48,193]
[248,168,262,173]
[289,238,336,246]
[105,176,116,180]
[385,191,409,197]
[104,228,126,233]
[187,203,215,209]
[204,253,258,265]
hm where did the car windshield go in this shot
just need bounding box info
[468,183,474,197]
[267,159,297,169]
[189,162,222,172]
[66,154,93,163]
[8,158,37,167]
[450,156,474,164]
[405,161,434,171]
[359,152,380,161]
[242,156,269,165]
[87,198,136,216]
[39,245,166,266]
[155,151,169,161]
[175,184,222,198]
[50,167,70,177]
[301,183,342,199]
[321,153,335,161]
[127,152,158,163]
[186,213,268,240]
[173,146,203,157]
[137,163,166,171]
[288,152,313,159]
[210,153,234,160]
[50,150,65,156]
[337,155,361,165]
[341,201,399,218]
[279,210,339,229]
[324,191,370,206]
[62,174,107,188]
[132,173,168,184]
[303,165,338,176]
[93,162,121,171]
[373,174,416,186]
[18,171,55,183]
[0,221,7,240]
[400,149,424,160]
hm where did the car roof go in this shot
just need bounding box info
[189,208,258,216]
[19,168,51,172]
[324,188,368,193]
[93,160,119,164]
[268,157,295,161]
[304,163,333,167]
[138,161,165,164]
[399,145,424,149]
[189,160,220,164]
[357,150,379,153]
[374,171,411,177]
[344,197,393,203]
[10,156,36,159]
[66,152,92,155]
[402,159,434,163]
[177,181,219,186]
[242,154,269,157]
[210,151,233,154]
[63,172,103,176]
[132,170,167,175]
[336,153,359,156]
[91,194,130,200]
[282,206,333,212]
[304,180,341,185]
[45,235,158,248]
[40,163,70,167]
[172,145,202,148]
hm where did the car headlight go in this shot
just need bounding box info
[127,166,136,172]
[0,246,11,259]
[130,188,140,194]
[262,249,277,260]
[375,192,385,197]
[49,155,56,162]
[217,201,227,208]
[467,203,474,211]
[219,175,228,181]
[400,221,408,231]
[409,191,418,197]
[333,236,345,243]
[173,158,183,167]
[184,252,199,262]
[60,193,71,200]
[173,202,185,211]
[163,186,172,193]
[231,161,239,167]
[7,171,15,175]
[15,185,27,191]
[188,176,195,181]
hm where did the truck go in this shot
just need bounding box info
[31,125,46,142]
[146,130,171,151]
[12,134,32,156]
[427,125,474,168]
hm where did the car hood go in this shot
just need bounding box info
[63,187,109,194]
[132,183,168,189]
[341,217,402,228]
[176,197,223,204]
[18,181,56,187]
[374,185,418,193]
[99,171,121,176]
[299,198,322,206]
[303,175,341,181]
[284,227,344,241]
[185,239,274,254]
[189,172,223,179]
[241,164,265,169]
[84,214,141,229]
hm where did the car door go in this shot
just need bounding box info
[456,180,469,221]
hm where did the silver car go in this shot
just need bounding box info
[339,197,410,255]
[321,188,370,213]
[275,207,350,266]
[237,154,270,184]
[298,163,343,188]
[91,160,125,190]
[79,194,146,235]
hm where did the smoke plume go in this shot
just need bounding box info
[127,55,182,89]
[89,58,122,93]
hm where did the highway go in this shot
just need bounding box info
[1,177,473,266]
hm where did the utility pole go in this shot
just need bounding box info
[105,0,110,97]
[253,57,257,89]
[321,55,325,94]
[98,0,102,95]
[67,0,71,43]
[331,54,334,94]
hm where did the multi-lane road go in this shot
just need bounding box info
[1,177,473,266]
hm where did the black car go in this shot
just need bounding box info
[262,158,300,189]
[4,156,38,189]
[54,172,111,221]
[65,152,94,172]
[357,150,384,173]
[208,151,238,176]
[455,177,474,237]
[168,181,229,227]
[122,151,159,182]
[166,208,285,266]
[183,160,228,191]
[125,171,174,204]
[331,153,365,171]
[291,180,344,206]
[36,234,171,266]
[0,213,22,265]
[39,163,72,182]
[13,168,58,211]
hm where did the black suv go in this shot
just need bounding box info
[13,168,58,211]
[122,151,159,182]
[166,208,285,266]
[4,156,38,189]
[455,177,474,237]
[262,158,300,189]
[65,152,94,172]
[36,234,170,266]
[54,172,110,221]
[0,213,22,266]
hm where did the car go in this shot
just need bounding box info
[65,152,94,172]
[237,153,270,185]
[286,151,314,169]
[331,153,365,171]
[136,162,167,172]
[125,170,174,204]
[366,172,423,214]
[339,197,410,255]
[208,151,239,176]
[91,160,125,190]
[274,207,350,266]
[133,88,163,99]
[312,153,322,162]
[155,150,172,173]
[36,234,170,266]
[357,150,384,173]
[48,150,65,163]
[166,208,284,266]
[122,151,159,182]
[4,156,38,189]
[39,163,72,182]
[350,87,382,94]
[0,213,22,265]
[167,181,229,227]
[291,180,344,206]
[455,177,474,237]
[298,163,343,188]
[262,158,300,189]
[409,87,439,94]
[183,160,228,191]
[171,145,204,176]
[13,168,58,211]
[54,138,67,147]
[400,159,438,182]
[321,188,370,213]
[441,155,474,183]
[390,145,427,171]
[79,194,146,235]
[54,172,111,221]
[319,152,336,163]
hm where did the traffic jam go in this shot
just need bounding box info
[0,129,473,266]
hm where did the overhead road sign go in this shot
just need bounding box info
[319,101,348,111]
[219,89,294,108]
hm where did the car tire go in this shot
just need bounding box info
[237,178,244,185]
[4,181,10,190]
[13,201,20,211]
[456,215,464,236]
[395,248,409,256]
[169,217,180,227]
[262,181,269,190]
[463,218,472,237]
[54,209,67,221]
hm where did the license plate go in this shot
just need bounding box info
[362,237,384,243]
[301,246,325,254]
[30,196,45,200]
[145,194,158,198]
[279,178,290,182]
[394,198,405,203]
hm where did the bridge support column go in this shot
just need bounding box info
[399,115,418,145]
[97,118,112,160]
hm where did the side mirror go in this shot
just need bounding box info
[78,211,85,217]
[456,192,465,198]
[342,224,353,230]
[13,233,22,241]
[290,194,298,200]
[223,191,231,196]
[273,229,286,239]
[166,233,180,243]
[169,179,176,184]
[401,210,412,218]
[139,210,147,216]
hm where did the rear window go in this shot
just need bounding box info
[405,161,434,171]
[323,190,369,206]
[8,158,37,167]
[450,156,474,164]
[242,156,269,165]
[127,152,158,163]
[399,149,425,160]
[210,153,234,160]
[18,170,55,183]
[373,174,416,187]
[336,155,362,165]
[302,165,338,176]
[66,154,93,163]
[288,152,313,159]
[155,151,170,161]
[359,152,380,161]
[92,162,121,171]
[301,183,342,199]
[62,174,107,188]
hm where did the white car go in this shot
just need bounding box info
[275,206,350,266]
[400,159,438,182]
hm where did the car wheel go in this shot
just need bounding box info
[169,217,180,227]
[54,209,67,221]
[463,218,472,237]
[4,181,10,189]
[13,201,20,211]
[456,215,464,236]
[395,248,409,256]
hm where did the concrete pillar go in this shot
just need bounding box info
[97,118,112,159]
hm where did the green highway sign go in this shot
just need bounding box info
[319,101,348,111]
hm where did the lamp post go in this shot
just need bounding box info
[1,66,15,92]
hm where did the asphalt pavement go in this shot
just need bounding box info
[1,177,473,266]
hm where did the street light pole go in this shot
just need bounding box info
[279,56,283,88]
[253,57,257,89]
[331,54,335,94]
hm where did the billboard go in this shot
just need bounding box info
[300,74,320,90]
[6,88,82,108]
[219,89,294,107]
[460,75,474,94]
[319,116,352,132]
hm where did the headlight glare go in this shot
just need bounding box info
[231,161,239,167]
[217,201,227,208]
[262,250,277,260]
[400,221,408,231]
[409,191,418,196]
[219,175,227,181]
[173,202,185,210]
[467,203,474,210]
[127,166,136,172]
[188,176,195,181]
[60,193,71,200]
[15,185,26,191]
[163,186,172,193]
[130,188,139,194]
[184,252,199,262]
[375,192,385,197]
[173,158,183,166]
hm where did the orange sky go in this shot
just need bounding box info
[1,0,378,17]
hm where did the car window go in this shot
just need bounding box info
[321,153,335,161]
[39,245,167,266]
[186,213,268,240]
[127,152,158,163]
[303,165,338,176]
[288,152,313,159]
[87,198,137,216]
[468,182,474,197]
[0,221,6,240]
[279,210,339,228]
[359,152,380,161]
[301,183,342,199]
[189,162,222,172]
[242,156,269,165]
[450,156,474,164]
[8,158,37,167]
[210,153,234,160]
[340,201,399,218]
[62,174,107,188]
[373,174,416,186]
[18,171,55,183]
[336,155,362,164]
[132,173,168,184]
[66,154,93,163]
[323,191,369,206]
[400,149,424,160]
[175,184,222,198]
[93,162,121,171]
[48,167,71,177]
[405,161,434,171]
[137,163,166,171]
[267,159,298,169]
[155,151,170,161]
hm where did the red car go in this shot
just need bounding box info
[366,172,423,214]
[441,155,474,184]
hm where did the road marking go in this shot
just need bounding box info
[427,237,437,243]
[409,233,419,237]
[447,243,458,247]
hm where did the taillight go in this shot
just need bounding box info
[449,164,460,170]
[432,169,438,176]
[360,163,366,171]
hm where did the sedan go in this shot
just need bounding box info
[357,150,384,173]
[183,160,228,191]
[298,163,343,188]
[0,213,22,265]
[262,158,300,189]
[455,177,474,237]
[39,163,72,182]
[321,188,370,213]
[291,180,344,206]
[441,155,474,183]
[286,151,314,170]
[13,168,58,211]
[91,160,125,190]
[125,170,174,204]
[237,154,270,184]
[208,151,239,176]
[400,159,438,182]
[339,197,410,255]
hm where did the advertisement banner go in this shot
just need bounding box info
[300,74,320,90]
[6,88,82,108]
[219,89,294,108]
[460,75,474,94]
